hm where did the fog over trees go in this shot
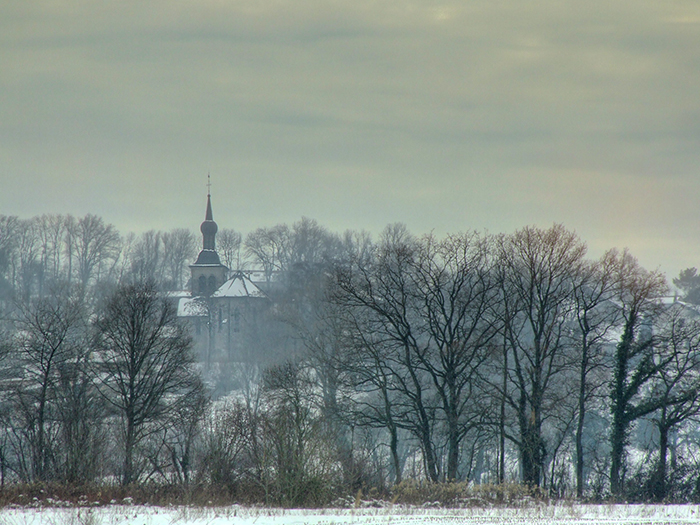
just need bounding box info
[2,212,700,503]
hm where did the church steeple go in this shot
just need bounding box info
[200,193,218,252]
[194,191,221,264]
[190,180,228,296]
[205,192,214,221]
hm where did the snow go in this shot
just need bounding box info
[212,273,266,298]
[1,504,699,525]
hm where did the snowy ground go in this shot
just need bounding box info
[0,504,699,525]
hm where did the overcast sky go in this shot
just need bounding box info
[1,1,699,278]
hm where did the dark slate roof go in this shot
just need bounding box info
[192,249,222,266]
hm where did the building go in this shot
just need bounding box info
[178,192,271,375]
[189,192,228,296]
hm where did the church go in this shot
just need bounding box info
[176,192,271,370]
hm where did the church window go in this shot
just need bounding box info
[233,308,241,333]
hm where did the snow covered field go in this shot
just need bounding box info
[1,504,698,525]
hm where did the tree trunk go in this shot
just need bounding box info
[610,328,631,498]
[575,347,588,498]
[521,424,541,486]
[609,414,627,497]
[446,425,459,481]
[123,415,135,486]
[653,422,669,502]
[499,346,507,484]
[389,424,402,485]
[445,395,460,480]
[421,424,440,482]
[34,379,49,481]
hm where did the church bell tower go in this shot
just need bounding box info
[189,188,228,297]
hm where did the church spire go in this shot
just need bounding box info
[200,192,218,252]
[188,175,227,297]
[205,173,213,221]
[192,178,221,264]
[205,193,214,222]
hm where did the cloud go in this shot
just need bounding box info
[1,1,699,277]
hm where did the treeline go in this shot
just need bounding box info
[2,214,700,504]
[0,214,242,298]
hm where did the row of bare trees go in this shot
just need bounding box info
[238,219,700,500]
[284,223,700,501]
[0,213,348,301]
[0,214,241,300]
[0,282,204,486]
[0,281,351,503]
[3,213,700,500]
[0,214,121,299]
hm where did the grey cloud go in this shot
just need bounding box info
[1,1,700,277]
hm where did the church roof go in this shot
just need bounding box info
[192,249,223,266]
[212,272,267,299]
[192,190,225,267]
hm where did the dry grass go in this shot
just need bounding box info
[0,483,247,508]
[0,480,549,509]
[389,480,548,508]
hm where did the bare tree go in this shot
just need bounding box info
[12,219,41,301]
[35,214,69,296]
[336,224,441,481]
[571,250,620,497]
[53,336,105,484]
[245,217,342,283]
[217,228,243,272]
[12,283,87,481]
[288,217,342,269]
[94,281,202,485]
[645,306,700,501]
[0,311,18,485]
[412,232,500,480]
[245,225,291,281]
[336,228,502,482]
[342,330,405,484]
[259,362,333,505]
[496,224,587,487]
[128,230,166,285]
[68,214,121,288]
[198,399,254,490]
[0,216,19,301]
[162,228,197,290]
[146,380,208,485]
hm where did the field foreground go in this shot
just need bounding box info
[1,504,699,525]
